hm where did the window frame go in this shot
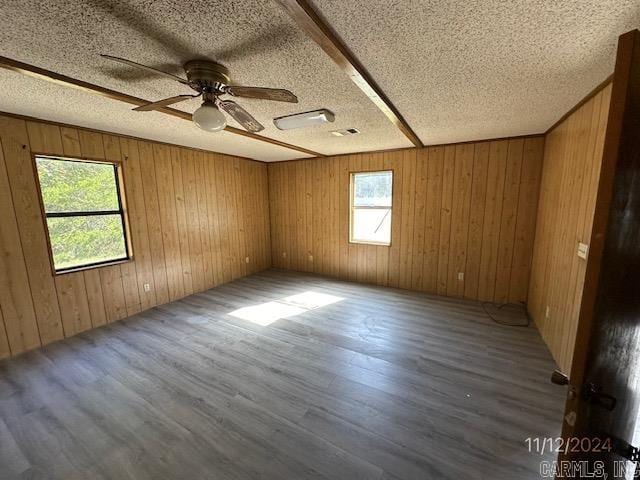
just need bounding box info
[32,154,133,276]
[349,169,393,246]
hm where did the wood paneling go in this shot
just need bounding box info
[269,137,545,303]
[528,84,612,373]
[0,90,608,368]
[0,133,41,354]
[0,305,9,359]
[0,114,271,358]
[1,117,63,345]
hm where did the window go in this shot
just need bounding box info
[35,155,130,274]
[349,170,393,245]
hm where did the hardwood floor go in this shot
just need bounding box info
[0,269,564,479]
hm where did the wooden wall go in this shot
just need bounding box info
[528,84,612,372]
[268,136,545,303]
[0,89,610,368]
[0,114,271,359]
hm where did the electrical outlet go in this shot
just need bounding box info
[457,272,464,281]
[143,283,151,292]
[545,305,550,319]
[577,242,589,260]
[309,255,314,262]
[245,256,250,264]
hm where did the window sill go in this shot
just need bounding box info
[349,240,391,247]
[54,257,133,276]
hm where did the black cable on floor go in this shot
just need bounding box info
[481,301,531,327]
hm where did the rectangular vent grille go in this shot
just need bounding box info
[331,128,360,137]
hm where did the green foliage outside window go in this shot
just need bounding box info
[36,157,128,271]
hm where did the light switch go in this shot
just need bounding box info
[577,242,589,260]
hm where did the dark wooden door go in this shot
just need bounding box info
[560,29,640,479]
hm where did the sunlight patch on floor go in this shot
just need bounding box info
[281,291,343,309]
[228,291,344,326]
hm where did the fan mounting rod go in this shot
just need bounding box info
[184,60,230,92]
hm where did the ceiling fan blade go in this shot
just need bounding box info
[101,54,190,85]
[226,86,298,103]
[218,100,265,133]
[133,94,199,112]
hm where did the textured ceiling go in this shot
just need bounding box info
[0,1,639,160]
[0,69,309,161]
[0,0,411,161]
[312,0,640,145]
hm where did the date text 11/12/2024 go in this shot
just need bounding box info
[526,437,637,479]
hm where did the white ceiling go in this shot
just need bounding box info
[0,0,411,161]
[0,0,639,160]
[0,69,310,161]
[311,0,640,146]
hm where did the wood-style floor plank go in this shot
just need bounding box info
[0,269,564,479]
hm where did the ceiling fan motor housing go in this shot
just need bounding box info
[184,60,231,92]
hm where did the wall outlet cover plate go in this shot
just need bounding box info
[577,242,589,259]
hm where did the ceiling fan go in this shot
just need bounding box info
[100,54,298,133]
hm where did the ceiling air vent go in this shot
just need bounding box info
[331,128,360,137]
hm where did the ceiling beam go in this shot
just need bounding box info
[0,55,324,158]
[275,0,423,148]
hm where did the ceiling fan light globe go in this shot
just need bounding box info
[193,103,226,132]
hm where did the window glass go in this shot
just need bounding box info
[350,171,392,245]
[46,215,127,271]
[37,157,119,212]
[351,208,392,244]
[35,156,130,273]
[353,171,392,207]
